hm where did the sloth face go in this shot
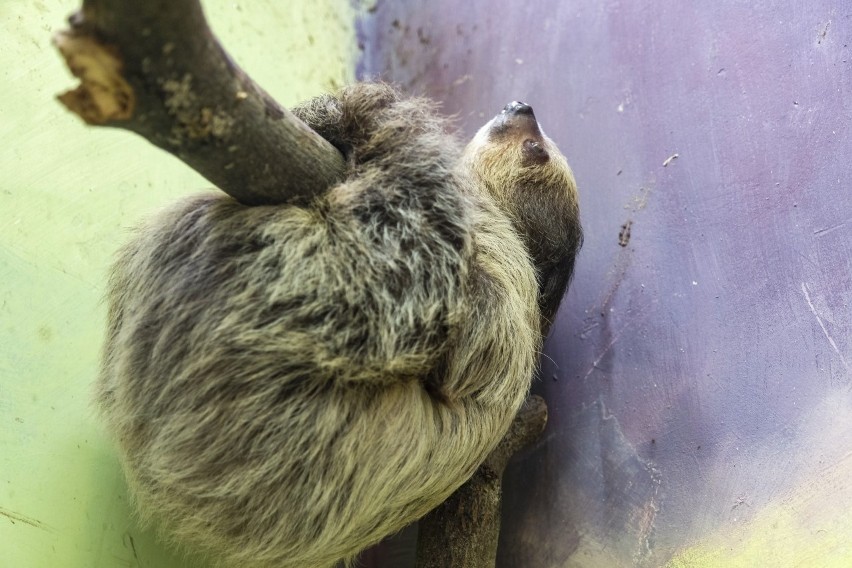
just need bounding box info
[462,102,583,331]
[461,101,578,216]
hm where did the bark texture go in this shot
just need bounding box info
[415,395,548,568]
[54,0,346,205]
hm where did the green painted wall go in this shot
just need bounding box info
[0,1,356,566]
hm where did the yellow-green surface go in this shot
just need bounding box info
[666,449,852,568]
[0,1,355,566]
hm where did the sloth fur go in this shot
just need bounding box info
[97,83,582,567]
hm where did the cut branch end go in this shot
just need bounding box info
[53,30,134,124]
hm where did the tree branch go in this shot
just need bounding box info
[415,395,549,568]
[53,0,346,206]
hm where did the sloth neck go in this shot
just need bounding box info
[510,189,581,337]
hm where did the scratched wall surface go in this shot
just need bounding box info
[360,2,852,566]
[0,1,356,566]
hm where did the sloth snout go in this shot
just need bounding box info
[503,101,534,116]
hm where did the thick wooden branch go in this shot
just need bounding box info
[53,0,346,206]
[415,396,549,568]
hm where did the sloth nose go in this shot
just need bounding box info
[503,101,534,115]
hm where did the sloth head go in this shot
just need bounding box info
[462,101,583,333]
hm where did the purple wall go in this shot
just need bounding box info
[359,2,852,565]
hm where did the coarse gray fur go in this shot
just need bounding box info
[97,83,581,567]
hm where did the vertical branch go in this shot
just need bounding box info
[415,396,549,567]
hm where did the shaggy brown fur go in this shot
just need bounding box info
[97,83,581,567]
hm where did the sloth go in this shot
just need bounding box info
[97,83,582,567]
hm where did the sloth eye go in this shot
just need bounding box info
[522,139,549,165]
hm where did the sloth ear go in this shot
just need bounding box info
[522,139,550,166]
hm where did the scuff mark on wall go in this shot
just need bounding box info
[801,282,851,373]
[0,506,50,531]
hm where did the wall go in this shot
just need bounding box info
[360,1,852,566]
[0,1,355,566]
